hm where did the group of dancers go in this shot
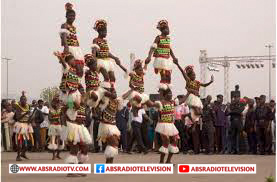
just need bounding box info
[13,2,214,177]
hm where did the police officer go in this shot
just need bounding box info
[202,97,216,154]
[255,95,275,155]
[226,93,245,154]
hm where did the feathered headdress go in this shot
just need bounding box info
[156,19,168,30]
[133,59,143,70]
[93,19,107,31]
[84,54,94,66]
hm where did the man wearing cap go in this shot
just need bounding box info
[214,95,228,154]
[202,97,216,154]
[226,93,245,154]
[255,95,275,155]
[230,85,240,102]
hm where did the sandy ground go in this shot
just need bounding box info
[1,151,275,182]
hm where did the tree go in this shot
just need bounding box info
[40,86,60,103]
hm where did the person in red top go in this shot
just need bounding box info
[174,60,214,122]
[144,20,178,89]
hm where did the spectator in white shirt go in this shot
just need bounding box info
[37,100,49,151]
[127,108,151,154]
[174,96,189,154]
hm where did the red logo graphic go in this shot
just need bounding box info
[179,165,190,173]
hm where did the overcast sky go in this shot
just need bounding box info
[1,0,276,101]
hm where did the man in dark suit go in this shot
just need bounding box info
[116,106,129,153]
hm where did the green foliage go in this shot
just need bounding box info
[40,86,59,103]
[265,176,274,182]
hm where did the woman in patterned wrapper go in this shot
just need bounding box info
[61,95,92,177]
[48,95,64,160]
[60,3,84,77]
[144,20,178,89]
[91,19,127,89]
[153,86,187,164]
[14,92,34,161]
[174,59,214,122]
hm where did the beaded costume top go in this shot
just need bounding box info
[49,108,61,124]
[153,36,171,59]
[16,103,30,123]
[101,99,119,124]
[159,101,176,123]
[61,24,80,47]
[85,70,100,92]
[76,106,86,124]
[95,39,109,59]
[129,72,144,93]
[59,66,80,92]
[186,80,201,92]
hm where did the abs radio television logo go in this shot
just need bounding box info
[96,164,105,173]
[94,164,173,174]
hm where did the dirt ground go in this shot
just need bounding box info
[1,152,275,182]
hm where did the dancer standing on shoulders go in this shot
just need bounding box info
[144,20,178,89]
[92,19,127,89]
[122,59,154,108]
[84,54,111,111]
[60,3,84,77]
[174,59,213,122]
[54,51,81,123]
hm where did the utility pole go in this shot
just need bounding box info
[265,44,273,100]
[1,57,12,99]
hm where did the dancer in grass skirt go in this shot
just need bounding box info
[61,95,92,177]
[144,20,178,89]
[174,59,214,122]
[14,92,34,161]
[92,19,127,89]
[60,3,84,77]
[48,95,64,160]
